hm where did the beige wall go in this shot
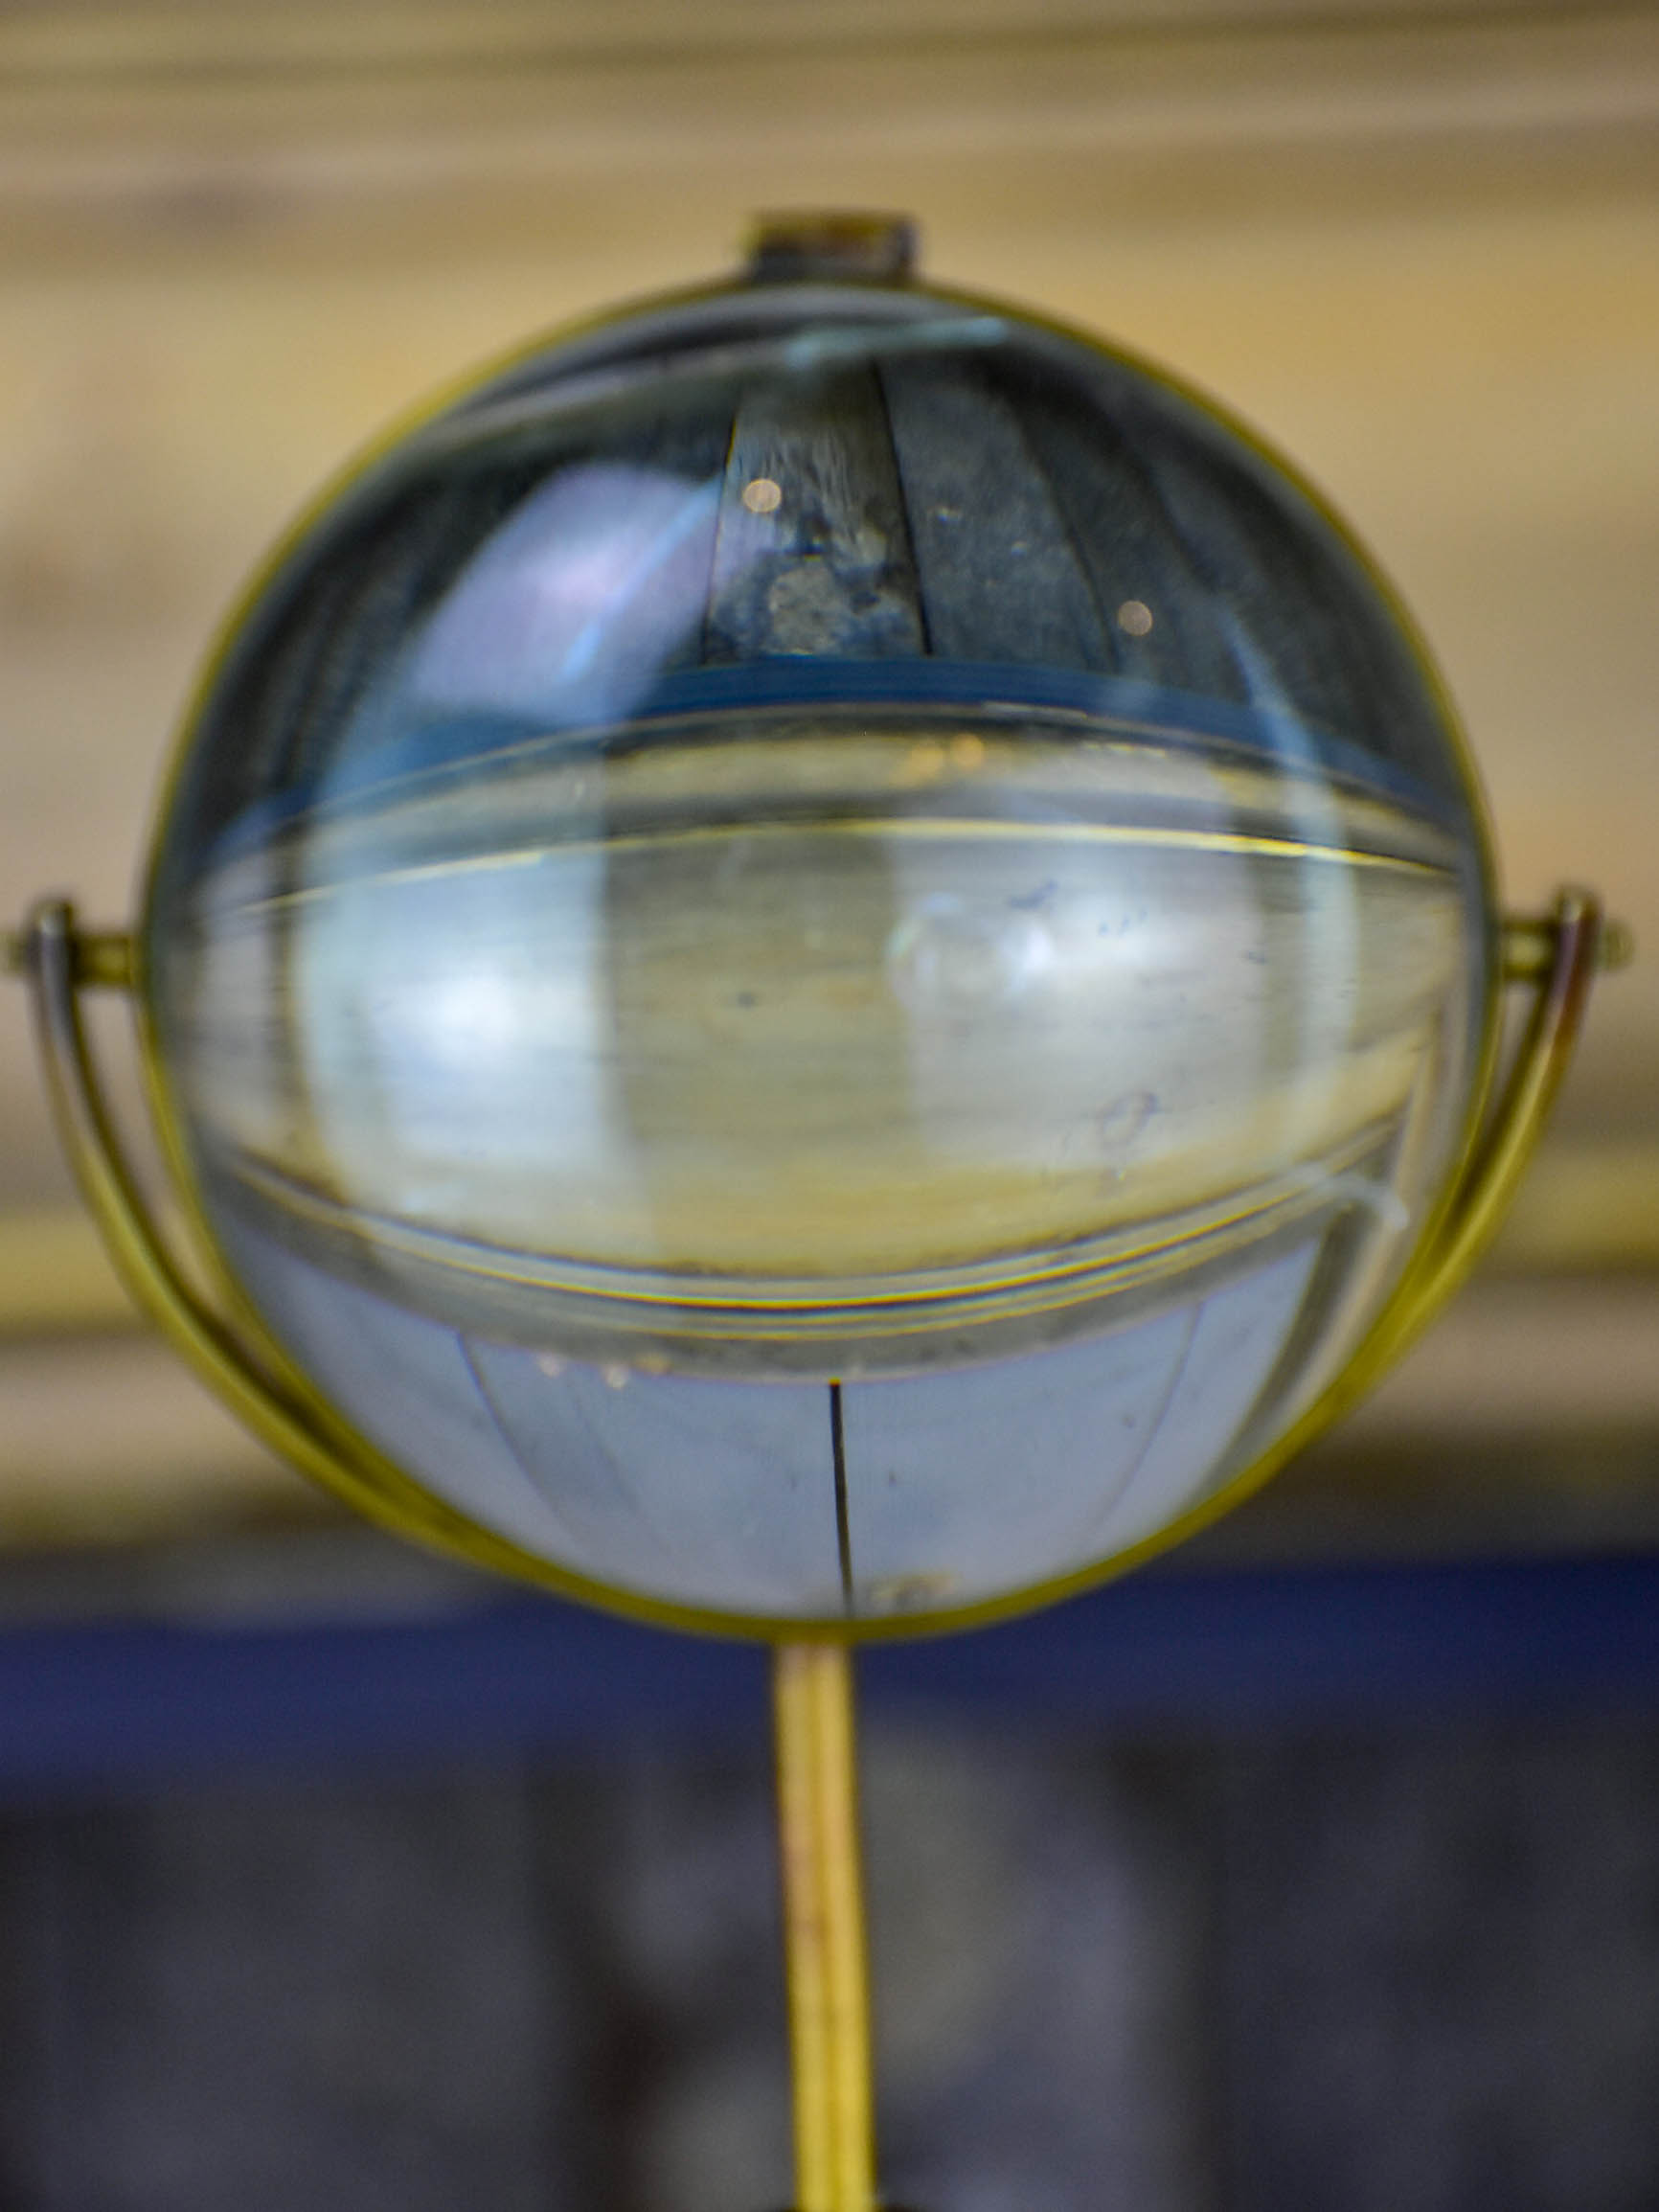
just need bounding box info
[1,0,1655,1549]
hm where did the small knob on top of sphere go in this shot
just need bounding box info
[744,211,919,285]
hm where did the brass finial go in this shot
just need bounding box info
[745,212,918,285]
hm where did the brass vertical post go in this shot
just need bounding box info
[772,1639,877,2212]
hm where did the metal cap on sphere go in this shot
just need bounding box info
[139,218,1496,1631]
[745,212,919,285]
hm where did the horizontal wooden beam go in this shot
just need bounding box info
[0,1208,1654,1558]
[4,1142,1655,1346]
[0,0,1639,83]
[0,4,1653,276]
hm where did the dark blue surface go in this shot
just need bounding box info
[213,661,1458,861]
[5,1555,1659,1799]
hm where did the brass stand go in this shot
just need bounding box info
[773,1641,877,2212]
[2,890,1625,1641]
[0,896,1629,2212]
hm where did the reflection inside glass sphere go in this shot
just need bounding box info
[146,285,1491,1625]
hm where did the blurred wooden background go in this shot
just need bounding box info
[0,0,1655,1556]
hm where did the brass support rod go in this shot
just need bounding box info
[773,1639,877,2212]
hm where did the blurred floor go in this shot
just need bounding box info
[4,1716,1659,2212]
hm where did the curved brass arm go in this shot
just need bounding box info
[10,899,753,1603]
[11,900,444,1528]
[1361,888,1615,1382]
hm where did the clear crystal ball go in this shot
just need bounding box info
[143,265,1493,1630]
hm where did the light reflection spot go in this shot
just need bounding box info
[1117,599,1154,636]
[895,740,947,787]
[741,476,784,514]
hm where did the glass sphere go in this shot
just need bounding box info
[143,252,1494,1630]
